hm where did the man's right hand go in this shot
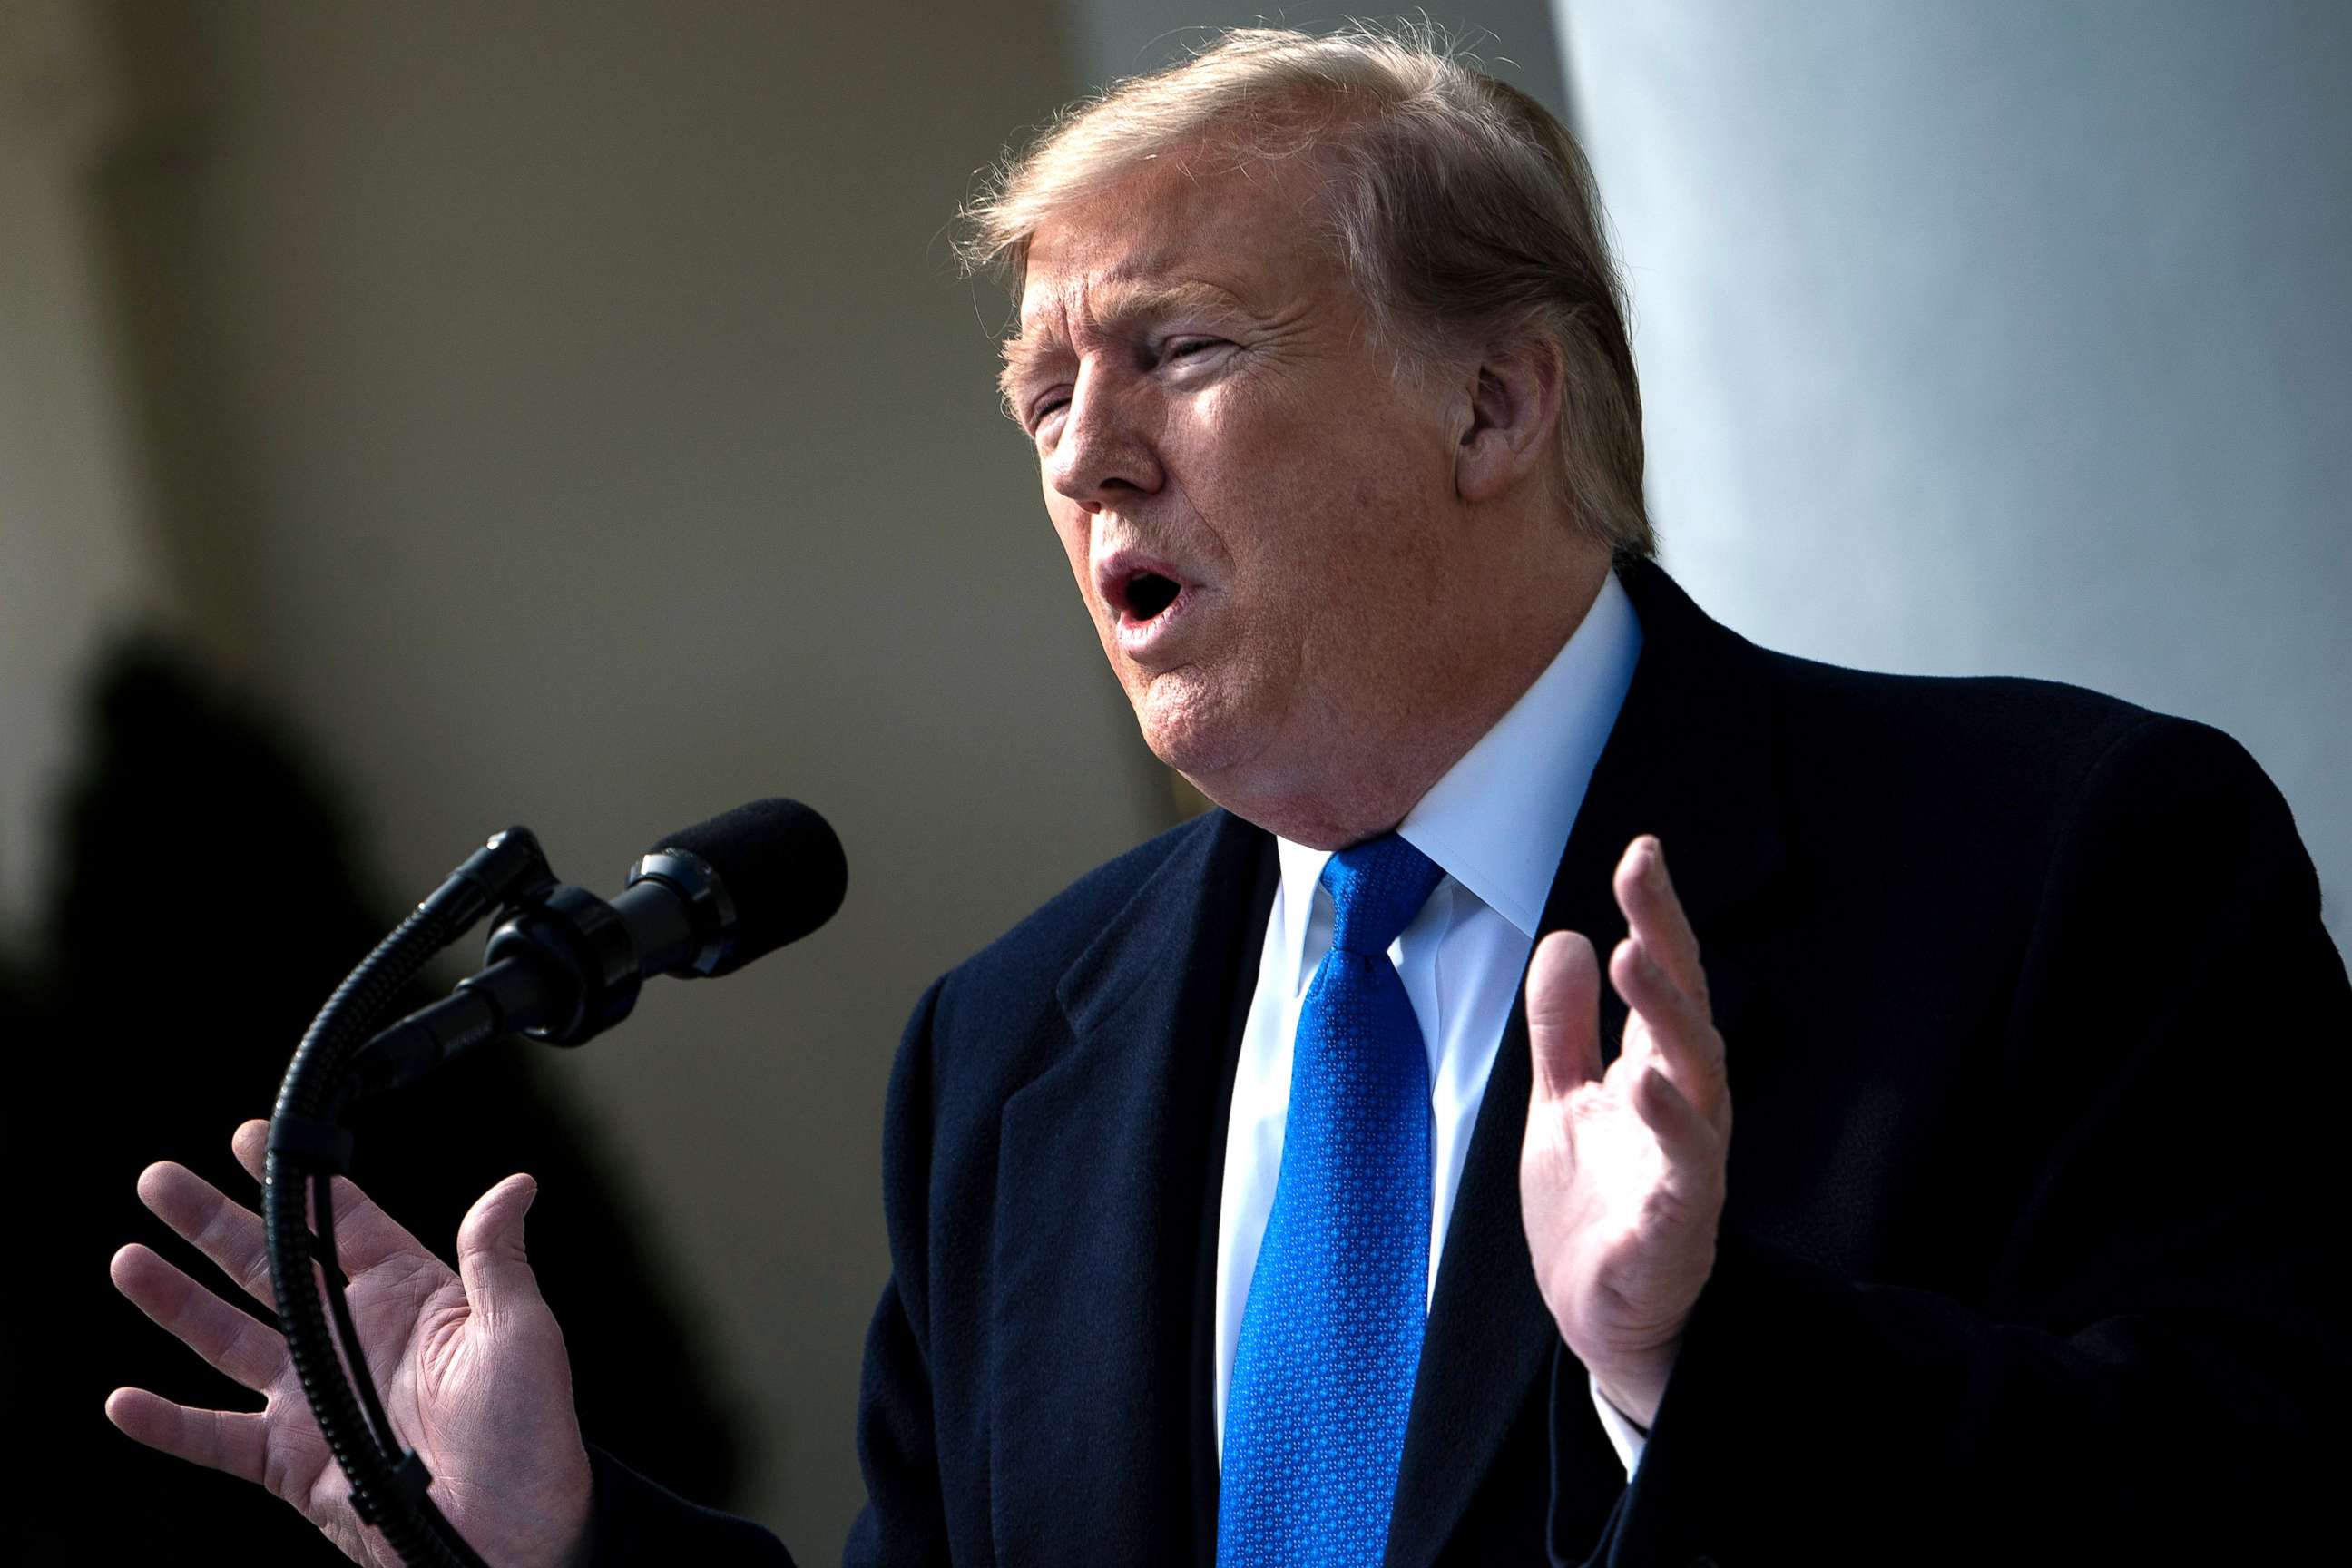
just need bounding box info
[108,1119,595,1568]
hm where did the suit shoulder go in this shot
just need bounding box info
[1750,644,2233,819]
[1749,642,2309,893]
[1768,649,2292,804]
[936,809,1223,1014]
[889,811,1239,1164]
[1762,646,2163,769]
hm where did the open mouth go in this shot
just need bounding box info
[1097,551,1200,647]
[1122,570,1182,622]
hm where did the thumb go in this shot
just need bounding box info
[456,1174,544,1326]
[1526,930,1602,1101]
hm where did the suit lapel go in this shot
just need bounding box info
[1387,558,1788,1565]
[989,809,1275,1568]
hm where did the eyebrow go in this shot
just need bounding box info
[997,279,1252,414]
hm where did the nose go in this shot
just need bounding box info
[1045,362,1163,511]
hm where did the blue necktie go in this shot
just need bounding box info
[1219,833,1446,1568]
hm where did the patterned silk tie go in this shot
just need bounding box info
[1219,833,1446,1568]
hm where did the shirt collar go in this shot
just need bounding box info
[1274,567,1643,965]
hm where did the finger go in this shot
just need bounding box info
[1630,1064,1723,1184]
[104,1387,270,1485]
[1613,838,1709,1015]
[1526,930,1602,1101]
[138,1161,278,1310]
[1612,936,1728,1121]
[111,1243,289,1392]
[231,1118,270,1185]
[456,1174,544,1328]
[234,1118,436,1277]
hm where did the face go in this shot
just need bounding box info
[1004,157,1504,827]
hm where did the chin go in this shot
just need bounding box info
[1131,671,1256,779]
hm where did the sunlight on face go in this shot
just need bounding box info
[1007,157,1470,810]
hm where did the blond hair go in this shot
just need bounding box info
[960,23,1651,559]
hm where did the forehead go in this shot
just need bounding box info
[1011,158,1336,344]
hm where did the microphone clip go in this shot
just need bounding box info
[469,878,642,1047]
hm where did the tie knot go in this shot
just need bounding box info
[1320,834,1445,956]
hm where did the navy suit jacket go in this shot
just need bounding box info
[587,559,2348,1565]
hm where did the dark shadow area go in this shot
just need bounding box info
[20,635,750,1558]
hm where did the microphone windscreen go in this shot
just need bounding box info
[648,799,847,974]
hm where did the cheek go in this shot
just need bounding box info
[1044,501,1093,595]
[1171,371,1451,606]
[1176,393,1326,564]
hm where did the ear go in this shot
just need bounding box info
[1453,330,1564,505]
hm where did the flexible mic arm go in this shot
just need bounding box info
[262,826,557,1568]
[262,801,845,1568]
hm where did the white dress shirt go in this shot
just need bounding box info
[1212,568,1654,1478]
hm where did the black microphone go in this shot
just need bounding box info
[347,799,846,1096]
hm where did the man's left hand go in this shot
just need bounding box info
[1520,835,1730,1428]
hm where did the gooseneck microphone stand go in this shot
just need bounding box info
[263,825,563,1568]
[265,798,845,1566]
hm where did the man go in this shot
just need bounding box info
[108,26,2345,1567]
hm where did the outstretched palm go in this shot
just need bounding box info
[1519,837,1732,1428]
[109,1119,593,1568]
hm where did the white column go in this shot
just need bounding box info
[1554,0,2351,952]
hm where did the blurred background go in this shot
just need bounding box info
[4,0,2344,1559]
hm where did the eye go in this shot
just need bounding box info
[1028,392,1070,435]
[1160,337,1224,364]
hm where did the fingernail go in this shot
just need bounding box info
[1646,840,1667,887]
